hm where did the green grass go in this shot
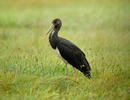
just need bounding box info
[0,0,130,100]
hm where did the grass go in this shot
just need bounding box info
[0,0,130,100]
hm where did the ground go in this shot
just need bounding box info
[0,0,130,100]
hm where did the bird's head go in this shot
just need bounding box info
[46,18,62,35]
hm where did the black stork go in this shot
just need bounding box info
[46,18,91,78]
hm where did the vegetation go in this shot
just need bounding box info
[0,0,129,100]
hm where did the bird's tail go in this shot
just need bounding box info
[80,58,91,79]
[83,70,91,79]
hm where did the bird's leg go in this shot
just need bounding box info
[73,67,76,75]
[65,63,68,75]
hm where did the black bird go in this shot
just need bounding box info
[46,18,91,78]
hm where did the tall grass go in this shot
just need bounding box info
[0,0,130,100]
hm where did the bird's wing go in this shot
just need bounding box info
[57,37,86,66]
[57,37,91,77]
[58,37,85,56]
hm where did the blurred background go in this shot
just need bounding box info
[0,0,129,100]
[0,0,129,31]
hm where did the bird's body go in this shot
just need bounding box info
[46,18,91,78]
[55,47,68,64]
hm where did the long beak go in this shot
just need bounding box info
[46,24,54,35]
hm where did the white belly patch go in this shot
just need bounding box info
[55,47,68,64]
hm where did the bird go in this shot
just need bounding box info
[46,18,91,78]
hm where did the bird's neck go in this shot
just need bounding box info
[51,29,58,36]
[49,30,59,49]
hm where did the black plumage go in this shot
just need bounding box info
[46,18,91,78]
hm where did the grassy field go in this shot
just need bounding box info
[0,0,130,100]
